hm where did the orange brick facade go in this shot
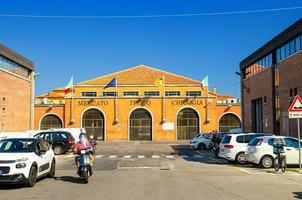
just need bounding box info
[35,65,241,141]
[0,44,34,133]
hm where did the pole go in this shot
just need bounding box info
[115,77,118,123]
[298,118,301,170]
[162,76,165,123]
[71,81,74,123]
[206,87,209,123]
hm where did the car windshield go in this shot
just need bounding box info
[0,139,35,153]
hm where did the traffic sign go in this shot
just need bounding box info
[289,95,302,118]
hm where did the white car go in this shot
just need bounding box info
[190,133,212,150]
[218,133,270,164]
[245,136,302,168]
[0,138,55,187]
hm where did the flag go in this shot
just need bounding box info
[201,75,209,87]
[103,77,117,89]
[64,76,74,94]
[154,76,165,87]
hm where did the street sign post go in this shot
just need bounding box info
[288,95,302,170]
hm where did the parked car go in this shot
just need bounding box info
[0,138,55,187]
[245,135,302,168]
[190,133,212,150]
[218,133,270,164]
[34,131,75,155]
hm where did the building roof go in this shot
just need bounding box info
[240,18,302,70]
[77,65,201,86]
[0,43,35,71]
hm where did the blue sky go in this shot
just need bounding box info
[0,0,301,97]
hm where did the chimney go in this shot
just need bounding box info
[212,86,217,94]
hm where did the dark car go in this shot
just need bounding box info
[34,131,75,155]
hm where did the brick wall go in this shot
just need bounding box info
[279,51,302,137]
[0,69,32,132]
[242,67,274,134]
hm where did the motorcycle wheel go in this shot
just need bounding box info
[83,171,89,184]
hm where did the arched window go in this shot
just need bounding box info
[82,108,105,141]
[129,108,152,141]
[40,114,63,130]
[177,108,199,140]
[219,113,241,132]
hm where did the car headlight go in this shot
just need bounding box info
[15,157,28,162]
[16,163,26,168]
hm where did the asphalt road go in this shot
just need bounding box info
[1,142,302,200]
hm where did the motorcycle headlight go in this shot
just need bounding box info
[15,157,28,162]
[80,150,85,154]
[16,163,26,168]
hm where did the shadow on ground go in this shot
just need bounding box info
[293,192,302,199]
[54,176,84,184]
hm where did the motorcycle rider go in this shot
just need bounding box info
[74,133,94,175]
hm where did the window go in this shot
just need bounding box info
[81,92,97,97]
[186,91,201,97]
[144,91,160,97]
[103,92,118,97]
[123,91,139,96]
[221,135,232,144]
[277,34,302,62]
[284,138,299,148]
[165,91,180,96]
[294,88,298,96]
[236,136,244,143]
[290,89,293,98]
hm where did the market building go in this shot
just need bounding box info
[35,65,241,141]
[0,43,35,132]
[240,18,302,137]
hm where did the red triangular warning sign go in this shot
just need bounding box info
[288,95,302,112]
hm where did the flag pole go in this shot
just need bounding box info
[162,76,166,123]
[115,77,118,123]
[71,76,74,124]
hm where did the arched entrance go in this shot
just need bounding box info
[177,108,199,140]
[40,114,63,130]
[219,113,241,132]
[82,108,105,141]
[129,108,152,141]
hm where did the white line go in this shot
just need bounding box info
[95,155,104,158]
[119,166,155,169]
[138,155,145,159]
[152,155,160,159]
[108,155,117,159]
[123,155,132,159]
[193,155,203,158]
[166,155,175,159]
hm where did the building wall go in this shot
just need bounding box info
[0,69,32,132]
[34,105,65,130]
[279,51,302,137]
[242,67,274,134]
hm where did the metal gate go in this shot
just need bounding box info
[177,108,199,140]
[219,113,241,132]
[129,108,152,141]
[82,108,104,141]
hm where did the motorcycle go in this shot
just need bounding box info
[77,148,93,183]
[212,143,220,157]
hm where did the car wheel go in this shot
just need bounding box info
[260,155,273,169]
[53,146,63,155]
[47,160,56,178]
[235,152,246,165]
[198,143,206,150]
[27,165,37,187]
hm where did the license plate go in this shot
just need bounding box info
[0,170,3,176]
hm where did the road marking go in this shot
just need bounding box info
[152,155,160,159]
[95,155,104,158]
[123,155,132,159]
[119,166,156,169]
[108,155,117,159]
[138,155,145,159]
[230,165,255,175]
[193,155,203,158]
[166,155,174,159]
